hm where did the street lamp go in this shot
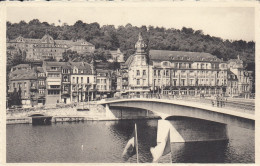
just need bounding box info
[86,83,91,109]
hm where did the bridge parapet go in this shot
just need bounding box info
[103,94,254,114]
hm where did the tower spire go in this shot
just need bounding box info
[135,32,147,54]
[138,32,143,41]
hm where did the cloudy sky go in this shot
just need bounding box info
[6,3,255,41]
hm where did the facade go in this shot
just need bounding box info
[226,70,239,97]
[126,33,151,94]
[125,33,252,97]
[7,34,95,61]
[96,69,112,99]
[116,67,129,94]
[109,48,125,63]
[42,61,62,105]
[61,62,72,104]
[70,62,96,103]
[36,67,46,106]
[8,67,38,107]
[227,56,253,98]
[7,34,254,108]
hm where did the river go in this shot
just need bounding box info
[6,119,254,163]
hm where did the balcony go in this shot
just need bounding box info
[47,85,61,90]
[30,86,37,90]
[122,81,129,86]
[38,84,46,88]
[62,91,70,94]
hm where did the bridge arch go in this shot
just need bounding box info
[101,98,254,130]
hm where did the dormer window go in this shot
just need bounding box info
[162,61,170,67]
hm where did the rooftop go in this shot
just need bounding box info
[149,50,222,62]
[9,69,37,81]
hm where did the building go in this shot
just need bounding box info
[65,39,95,54]
[7,34,95,61]
[126,33,151,94]
[109,48,125,63]
[61,62,72,104]
[70,61,96,103]
[8,66,38,107]
[227,56,253,98]
[96,69,113,99]
[42,61,62,105]
[125,33,253,97]
[36,67,46,106]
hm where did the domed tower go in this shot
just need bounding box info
[127,32,151,93]
[134,32,148,66]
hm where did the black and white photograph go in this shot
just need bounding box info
[1,2,257,164]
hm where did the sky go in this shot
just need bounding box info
[6,4,255,41]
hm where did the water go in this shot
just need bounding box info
[6,119,254,163]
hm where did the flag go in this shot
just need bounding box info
[150,129,171,162]
[122,124,138,162]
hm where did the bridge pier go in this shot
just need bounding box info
[105,104,117,119]
[157,118,228,143]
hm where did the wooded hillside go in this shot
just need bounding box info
[7,19,255,72]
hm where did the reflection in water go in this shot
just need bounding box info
[7,119,254,163]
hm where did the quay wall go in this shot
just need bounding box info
[6,103,159,124]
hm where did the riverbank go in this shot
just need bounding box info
[6,103,160,125]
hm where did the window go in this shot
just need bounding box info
[51,67,57,71]
[39,89,45,94]
[158,70,161,77]
[48,73,59,77]
[137,79,140,85]
[104,79,107,83]
[87,77,90,83]
[77,77,79,84]
[166,70,169,77]
[137,70,140,76]
[143,70,146,76]
[173,70,176,77]
[13,83,15,88]
[73,77,75,83]
[39,80,45,85]
[173,79,177,86]
[81,77,83,83]
[24,82,27,88]
[50,85,60,89]
[154,70,157,76]
[48,90,60,95]
[182,79,185,86]
[97,79,100,84]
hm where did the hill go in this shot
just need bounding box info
[7,19,255,72]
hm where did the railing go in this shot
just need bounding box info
[104,94,255,114]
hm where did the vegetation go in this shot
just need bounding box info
[7,19,254,66]
[7,19,255,90]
